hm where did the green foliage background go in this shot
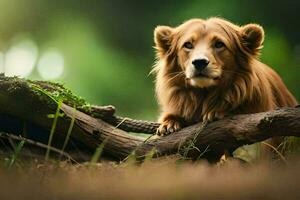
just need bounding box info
[0,0,299,120]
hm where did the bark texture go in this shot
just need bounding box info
[0,75,299,161]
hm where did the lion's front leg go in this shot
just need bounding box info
[156,113,185,136]
[202,110,225,122]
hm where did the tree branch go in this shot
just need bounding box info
[0,75,299,161]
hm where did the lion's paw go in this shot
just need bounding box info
[156,117,182,136]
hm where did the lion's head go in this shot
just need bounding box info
[154,18,264,88]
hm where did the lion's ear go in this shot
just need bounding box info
[240,24,264,55]
[154,26,173,57]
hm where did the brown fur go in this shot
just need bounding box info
[152,17,297,136]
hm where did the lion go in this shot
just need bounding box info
[152,17,297,148]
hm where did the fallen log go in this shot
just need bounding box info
[0,75,299,162]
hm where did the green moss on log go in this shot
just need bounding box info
[0,75,115,119]
[0,74,93,114]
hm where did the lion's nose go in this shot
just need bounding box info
[192,58,210,71]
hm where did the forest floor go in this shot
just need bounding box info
[1,76,300,199]
[1,156,300,200]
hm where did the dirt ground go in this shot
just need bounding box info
[0,156,300,200]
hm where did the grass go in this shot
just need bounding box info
[45,99,63,162]
[262,141,287,163]
[144,147,157,162]
[6,140,25,169]
[180,121,210,161]
[60,106,76,157]
[89,137,109,166]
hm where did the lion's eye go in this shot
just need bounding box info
[183,42,193,49]
[214,41,225,49]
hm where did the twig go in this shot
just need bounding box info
[0,132,79,164]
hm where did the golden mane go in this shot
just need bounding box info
[153,17,297,135]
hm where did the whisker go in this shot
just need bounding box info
[166,71,185,84]
[167,71,185,76]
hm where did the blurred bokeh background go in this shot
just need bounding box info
[0,0,299,120]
